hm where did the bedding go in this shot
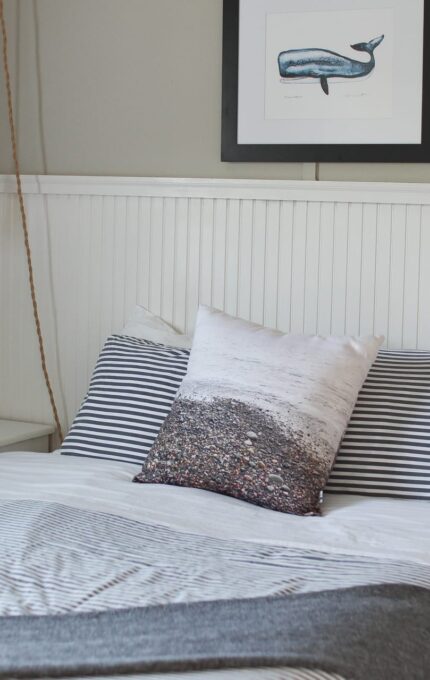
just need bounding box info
[119,306,429,503]
[1,452,429,679]
[135,306,382,515]
[61,335,189,465]
[3,585,428,680]
[326,349,430,500]
[121,305,191,349]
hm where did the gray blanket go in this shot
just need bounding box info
[1,584,429,680]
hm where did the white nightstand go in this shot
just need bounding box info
[0,420,56,453]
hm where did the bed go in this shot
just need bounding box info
[2,176,430,678]
[1,450,429,679]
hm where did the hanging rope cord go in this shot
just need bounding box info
[0,0,63,441]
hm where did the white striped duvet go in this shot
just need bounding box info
[1,452,429,680]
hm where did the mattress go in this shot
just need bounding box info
[1,451,429,680]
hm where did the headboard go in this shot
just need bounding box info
[1,175,430,433]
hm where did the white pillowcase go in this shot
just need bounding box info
[185,308,382,452]
[121,305,191,349]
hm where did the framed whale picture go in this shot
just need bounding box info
[222,0,430,162]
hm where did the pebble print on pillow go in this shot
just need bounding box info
[134,307,382,515]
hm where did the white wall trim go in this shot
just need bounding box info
[2,174,430,431]
[2,174,430,204]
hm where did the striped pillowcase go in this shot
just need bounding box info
[61,335,190,465]
[326,350,430,501]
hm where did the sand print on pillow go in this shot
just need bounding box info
[135,307,382,515]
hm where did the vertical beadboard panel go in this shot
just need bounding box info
[199,198,214,309]
[237,200,253,321]
[263,201,280,329]
[48,196,75,422]
[136,196,151,311]
[148,197,164,318]
[2,178,430,433]
[388,205,407,348]
[160,197,176,327]
[303,202,321,335]
[224,199,241,318]
[86,196,104,354]
[373,204,392,344]
[276,201,294,333]
[402,205,421,349]
[99,195,116,343]
[211,199,227,317]
[172,198,188,332]
[75,197,91,404]
[0,195,11,416]
[186,199,201,334]
[290,202,307,333]
[359,204,378,337]
[418,205,430,349]
[250,200,267,325]
[1,194,48,421]
[8,195,28,417]
[317,202,335,335]
[49,195,80,421]
[124,197,140,322]
[331,203,349,335]
[345,203,363,336]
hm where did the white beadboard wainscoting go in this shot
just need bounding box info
[1,175,430,435]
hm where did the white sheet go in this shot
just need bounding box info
[1,451,428,680]
[1,451,429,564]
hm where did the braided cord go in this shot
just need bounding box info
[0,0,63,441]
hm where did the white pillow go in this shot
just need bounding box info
[121,305,191,349]
[135,306,383,515]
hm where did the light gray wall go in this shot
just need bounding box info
[0,0,18,175]
[1,0,430,181]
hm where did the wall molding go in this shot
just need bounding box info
[1,174,430,432]
[2,174,430,204]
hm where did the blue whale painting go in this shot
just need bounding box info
[278,35,384,95]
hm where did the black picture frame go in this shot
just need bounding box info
[221,0,430,162]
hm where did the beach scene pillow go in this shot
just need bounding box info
[134,307,382,515]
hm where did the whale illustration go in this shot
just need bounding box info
[278,35,384,95]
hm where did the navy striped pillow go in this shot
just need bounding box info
[326,350,430,501]
[61,335,190,465]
